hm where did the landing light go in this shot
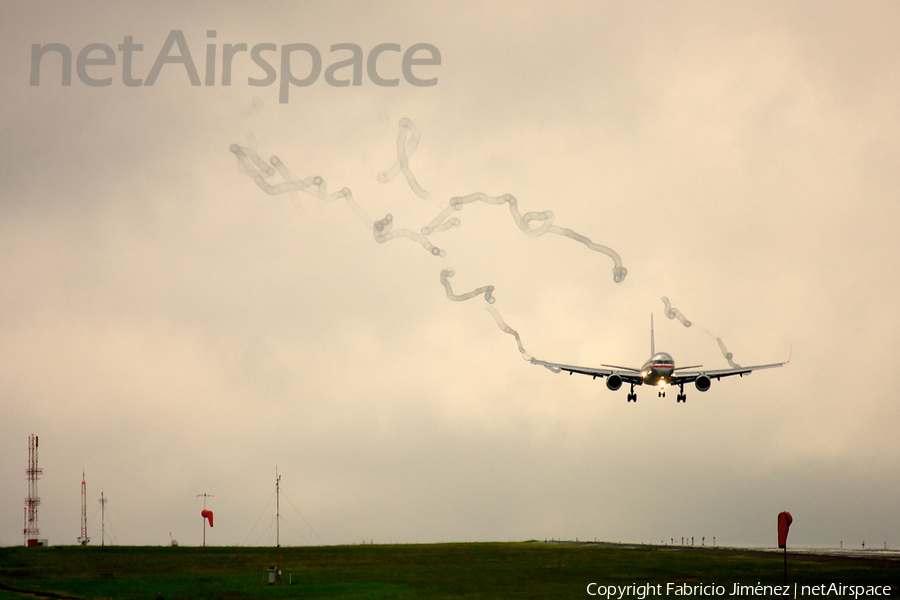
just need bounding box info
[658,380,666,387]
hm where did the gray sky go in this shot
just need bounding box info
[2,1,899,549]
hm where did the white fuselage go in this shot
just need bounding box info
[640,352,675,387]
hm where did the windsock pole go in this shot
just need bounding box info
[777,512,793,585]
[783,545,787,585]
[197,493,213,547]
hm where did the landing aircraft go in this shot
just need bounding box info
[530,315,788,403]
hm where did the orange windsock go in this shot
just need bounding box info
[201,509,214,527]
[777,511,792,548]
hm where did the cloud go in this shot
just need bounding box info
[2,1,899,549]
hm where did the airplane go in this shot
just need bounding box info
[529,315,789,403]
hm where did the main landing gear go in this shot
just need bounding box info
[627,384,637,402]
[676,384,687,403]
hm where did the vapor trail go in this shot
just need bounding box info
[715,337,741,369]
[230,145,446,257]
[231,144,275,179]
[662,296,692,327]
[231,117,629,365]
[485,305,532,361]
[440,269,495,304]
[423,193,627,284]
[373,214,445,257]
[438,270,554,368]
[660,297,741,368]
[377,117,431,201]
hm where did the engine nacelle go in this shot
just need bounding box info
[606,375,623,391]
[695,375,711,392]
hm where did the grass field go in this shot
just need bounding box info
[0,542,897,599]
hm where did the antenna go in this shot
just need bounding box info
[197,493,214,547]
[24,434,42,546]
[276,467,281,586]
[99,492,107,546]
[78,471,90,545]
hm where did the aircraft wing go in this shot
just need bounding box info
[529,358,644,384]
[671,360,788,384]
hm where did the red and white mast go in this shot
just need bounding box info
[78,471,90,545]
[24,434,42,546]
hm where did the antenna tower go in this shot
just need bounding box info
[78,471,90,545]
[99,492,107,546]
[24,434,42,546]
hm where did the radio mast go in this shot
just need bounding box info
[24,434,42,546]
[99,492,107,546]
[78,471,90,545]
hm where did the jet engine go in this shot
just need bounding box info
[606,375,623,391]
[695,375,711,392]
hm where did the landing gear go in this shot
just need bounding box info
[676,384,687,403]
[627,384,637,403]
[658,390,666,398]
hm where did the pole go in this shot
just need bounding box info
[783,546,787,586]
[276,467,281,586]
[99,492,107,546]
[197,493,213,547]
[275,465,281,585]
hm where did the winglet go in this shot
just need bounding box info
[784,345,793,365]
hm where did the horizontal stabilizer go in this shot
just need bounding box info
[600,364,641,372]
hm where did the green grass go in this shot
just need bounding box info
[0,543,897,599]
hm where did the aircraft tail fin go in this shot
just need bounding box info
[650,314,655,356]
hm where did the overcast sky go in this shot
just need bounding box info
[2,1,899,550]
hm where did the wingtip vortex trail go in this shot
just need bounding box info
[231,117,632,363]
